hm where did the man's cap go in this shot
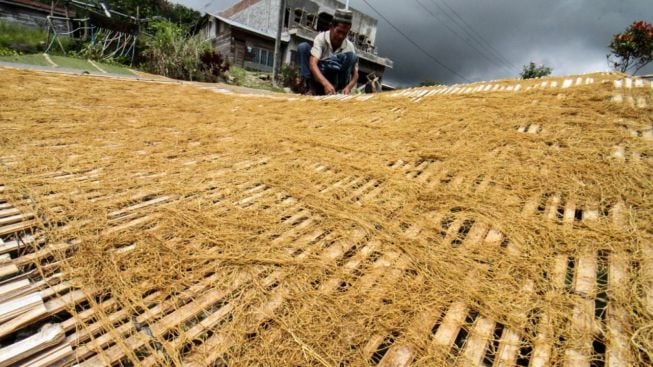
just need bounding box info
[333,9,353,25]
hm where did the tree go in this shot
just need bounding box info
[35,1,202,29]
[607,20,653,74]
[520,62,552,79]
[108,1,202,29]
[419,80,439,87]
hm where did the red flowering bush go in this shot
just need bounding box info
[608,20,653,74]
[200,50,230,81]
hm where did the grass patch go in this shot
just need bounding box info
[0,52,135,75]
[0,53,50,66]
[0,21,46,53]
[98,62,135,75]
[227,66,284,93]
[229,66,247,85]
[49,55,97,70]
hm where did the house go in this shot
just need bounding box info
[193,0,393,86]
[0,0,71,32]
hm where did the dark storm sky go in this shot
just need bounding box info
[173,0,653,87]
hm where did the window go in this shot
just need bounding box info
[260,49,268,65]
[294,9,303,24]
[305,13,315,28]
[246,46,258,62]
[284,8,290,28]
[246,46,273,67]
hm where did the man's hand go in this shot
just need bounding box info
[323,81,336,95]
[344,65,358,95]
[309,55,335,95]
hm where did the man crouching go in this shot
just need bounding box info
[298,9,359,95]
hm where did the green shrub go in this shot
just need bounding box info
[419,80,438,87]
[228,66,247,85]
[0,47,19,57]
[198,50,229,82]
[141,19,212,80]
[520,62,552,79]
[79,40,104,60]
[48,36,80,56]
[280,64,304,93]
[0,20,46,53]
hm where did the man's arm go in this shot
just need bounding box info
[343,64,358,95]
[309,55,336,95]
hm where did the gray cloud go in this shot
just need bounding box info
[350,0,653,86]
[174,0,653,86]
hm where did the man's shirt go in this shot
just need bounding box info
[310,31,356,60]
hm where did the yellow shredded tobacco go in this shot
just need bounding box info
[0,67,651,366]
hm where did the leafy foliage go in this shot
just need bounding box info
[229,66,247,85]
[608,20,653,74]
[35,0,201,28]
[79,40,104,60]
[22,2,215,81]
[199,50,230,82]
[110,0,200,29]
[0,47,19,57]
[520,62,552,79]
[280,64,304,93]
[0,20,46,54]
[142,19,221,81]
[419,80,438,87]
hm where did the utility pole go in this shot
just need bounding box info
[132,6,139,67]
[272,0,286,87]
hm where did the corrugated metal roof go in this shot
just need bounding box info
[168,0,230,15]
[0,0,68,15]
[170,1,289,42]
[212,13,290,42]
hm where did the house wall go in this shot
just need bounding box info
[204,18,281,73]
[284,38,302,65]
[223,0,378,49]
[214,28,232,60]
[0,2,69,33]
[286,0,378,45]
[358,58,385,80]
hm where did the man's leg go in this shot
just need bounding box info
[333,52,358,91]
[297,42,313,80]
[318,52,358,91]
[317,56,349,93]
[297,42,325,95]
